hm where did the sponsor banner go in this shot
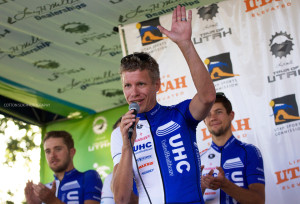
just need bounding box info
[122,0,300,203]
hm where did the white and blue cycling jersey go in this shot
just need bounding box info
[111,100,204,204]
[46,168,102,203]
[201,136,265,204]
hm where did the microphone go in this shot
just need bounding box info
[128,102,140,139]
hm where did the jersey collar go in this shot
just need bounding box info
[211,135,236,152]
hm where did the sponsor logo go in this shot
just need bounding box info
[244,0,292,17]
[197,3,219,21]
[34,60,59,69]
[170,134,190,173]
[137,18,167,46]
[0,29,11,39]
[158,76,187,94]
[7,36,51,58]
[139,161,153,169]
[156,121,180,136]
[137,124,143,129]
[93,116,107,134]
[142,168,154,175]
[93,164,110,178]
[208,154,215,159]
[88,140,110,152]
[274,159,300,191]
[269,31,294,59]
[118,0,200,23]
[136,155,152,163]
[223,157,244,169]
[133,141,152,153]
[7,1,86,24]
[162,139,174,176]
[135,135,150,142]
[205,52,239,82]
[101,89,123,97]
[61,22,90,33]
[270,94,300,125]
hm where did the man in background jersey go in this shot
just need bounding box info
[24,130,102,204]
[201,93,265,204]
[101,117,138,204]
[111,5,216,204]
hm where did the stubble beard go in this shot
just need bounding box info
[50,157,71,174]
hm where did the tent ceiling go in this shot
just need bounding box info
[0,0,222,125]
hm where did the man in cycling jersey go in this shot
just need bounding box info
[201,93,265,204]
[25,130,103,204]
[111,5,216,204]
[101,117,138,204]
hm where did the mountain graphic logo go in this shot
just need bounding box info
[136,17,167,46]
[270,94,300,125]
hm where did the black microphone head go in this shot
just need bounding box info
[129,102,140,113]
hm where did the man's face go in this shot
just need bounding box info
[122,69,160,113]
[44,137,74,173]
[204,102,233,137]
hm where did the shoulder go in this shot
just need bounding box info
[238,140,263,159]
[83,170,102,182]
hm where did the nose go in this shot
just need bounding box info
[130,85,140,98]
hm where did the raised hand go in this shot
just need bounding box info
[157,5,192,44]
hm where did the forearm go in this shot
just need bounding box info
[178,40,216,119]
[112,147,134,204]
[221,179,264,204]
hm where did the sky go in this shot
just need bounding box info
[0,115,41,203]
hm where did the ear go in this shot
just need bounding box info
[70,147,76,158]
[229,111,235,121]
[155,78,161,92]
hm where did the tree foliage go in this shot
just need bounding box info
[0,115,41,167]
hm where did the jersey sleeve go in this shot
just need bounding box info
[175,99,200,128]
[245,144,265,185]
[101,173,115,204]
[83,170,103,202]
[111,127,123,166]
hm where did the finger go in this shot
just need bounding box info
[176,5,181,22]
[187,10,192,22]
[51,180,56,192]
[172,6,177,24]
[181,5,186,20]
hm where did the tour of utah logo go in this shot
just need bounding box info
[269,31,294,59]
[197,3,219,21]
[136,18,167,46]
[270,94,300,125]
[204,52,239,82]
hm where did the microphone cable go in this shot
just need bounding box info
[129,137,152,204]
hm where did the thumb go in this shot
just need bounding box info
[51,180,56,192]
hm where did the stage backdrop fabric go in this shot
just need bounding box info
[120,0,300,203]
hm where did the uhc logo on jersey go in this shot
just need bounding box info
[204,52,239,82]
[133,142,152,153]
[158,121,190,174]
[270,94,300,125]
[136,18,167,46]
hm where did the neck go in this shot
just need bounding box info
[212,131,232,147]
[55,165,74,181]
